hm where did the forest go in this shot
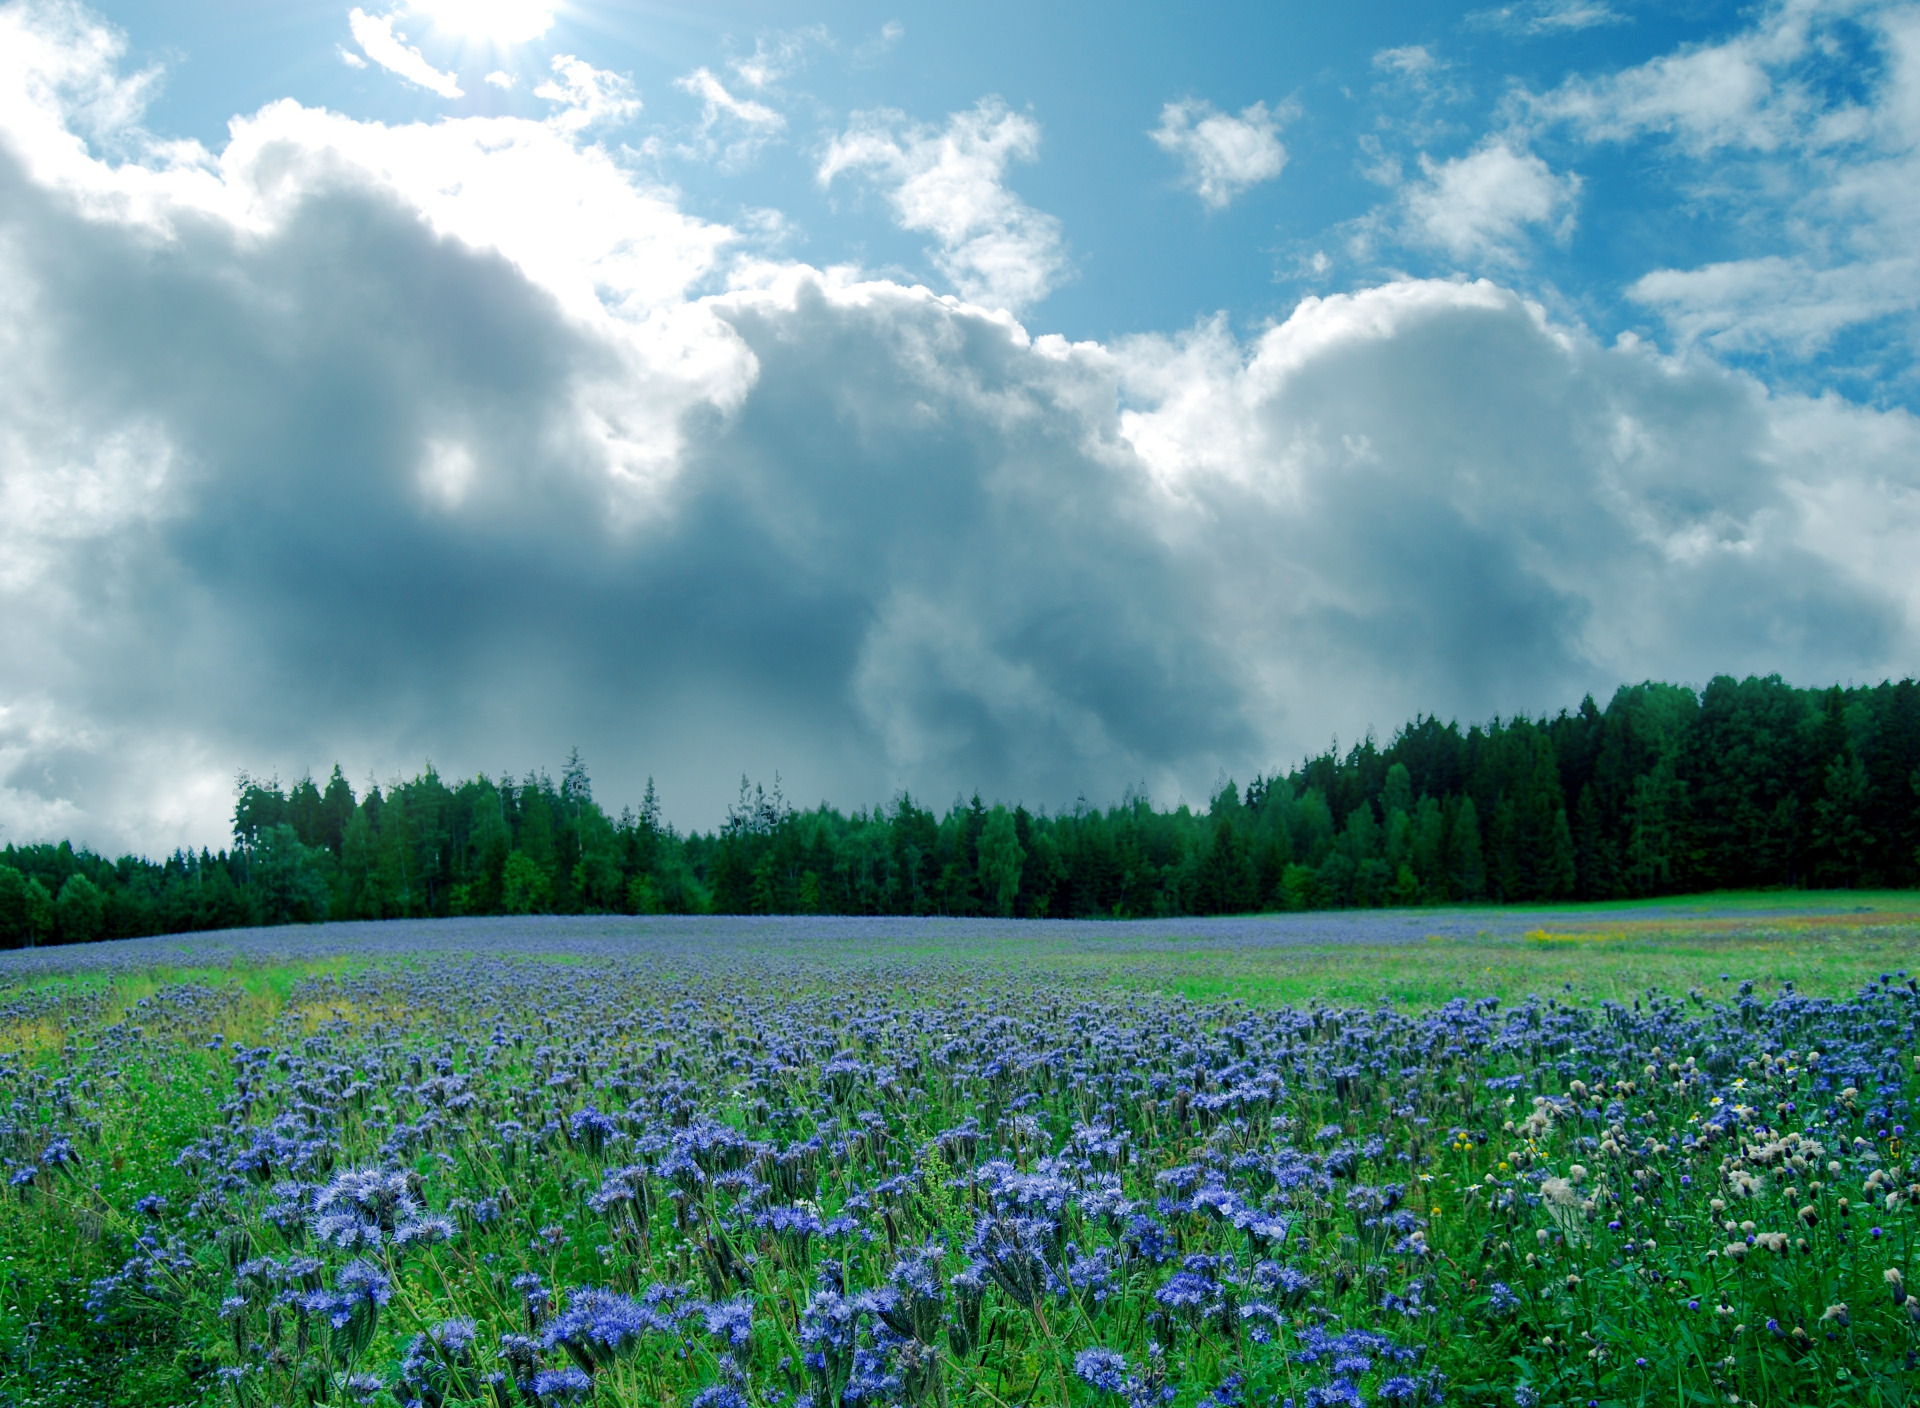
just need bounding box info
[2,672,1917,945]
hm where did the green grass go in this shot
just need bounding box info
[1491,888,1920,916]
[698,895,1920,1010]
[1073,922,1920,1008]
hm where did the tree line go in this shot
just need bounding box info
[2,672,1917,946]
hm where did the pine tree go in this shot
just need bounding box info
[1449,796,1485,900]
[54,874,106,943]
[977,806,1025,917]
[1810,749,1872,887]
[1546,809,1578,901]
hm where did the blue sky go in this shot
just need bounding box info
[3,0,1920,851]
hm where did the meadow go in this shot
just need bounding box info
[1,898,1917,1408]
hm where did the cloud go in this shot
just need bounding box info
[485,70,515,90]
[1367,42,1472,111]
[852,21,905,67]
[3,2,1920,856]
[1373,45,1441,78]
[673,66,784,166]
[1150,99,1287,210]
[1469,1,1628,35]
[347,8,462,99]
[819,98,1068,312]
[1528,1,1920,366]
[1403,140,1580,261]
[727,27,828,89]
[1532,37,1780,154]
[1628,256,1920,358]
[676,70,780,130]
[535,54,641,132]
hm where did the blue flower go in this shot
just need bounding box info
[1075,1348,1129,1394]
[532,1365,594,1403]
[430,1317,477,1356]
[702,1296,753,1348]
[543,1287,674,1370]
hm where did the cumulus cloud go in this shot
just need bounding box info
[3,3,1920,856]
[1404,140,1580,262]
[819,98,1068,312]
[1150,99,1287,209]
[348,8,462,99]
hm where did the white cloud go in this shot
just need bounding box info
[1369,44,1477,108]
[485,70,515,90]
[4,2,1920,855]
[852,21,905,67]
[1531,1,1920,361]
[1469,1,1628,35]
[340,46,367,70]
[819,98,1068,312]
[676,69,779,129]
[1525,0,1830,154]
[535,54,642,132]
[1629,255,1920,356]
[673,66,784,166]
[1538,45,1777,152]
[1150,99,1287,210]
[347,8,462,99]
[1404,140,1580,261]
[1373,45,1440,78]
[726,27,828,89]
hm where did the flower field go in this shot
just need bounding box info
[1,915,1918,1407]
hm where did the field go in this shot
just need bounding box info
[1,896,1917,1408]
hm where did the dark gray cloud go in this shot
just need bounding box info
[2,8,1918,853]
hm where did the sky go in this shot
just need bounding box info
[3,0,1920,854]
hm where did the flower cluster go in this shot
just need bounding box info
[0,939,1914,1407]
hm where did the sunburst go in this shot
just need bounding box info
[408,0,557,48]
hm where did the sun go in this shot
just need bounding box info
[407,0,557,47]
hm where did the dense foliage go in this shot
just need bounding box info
[2,939,1916,1407]
[3,674,1919,946]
